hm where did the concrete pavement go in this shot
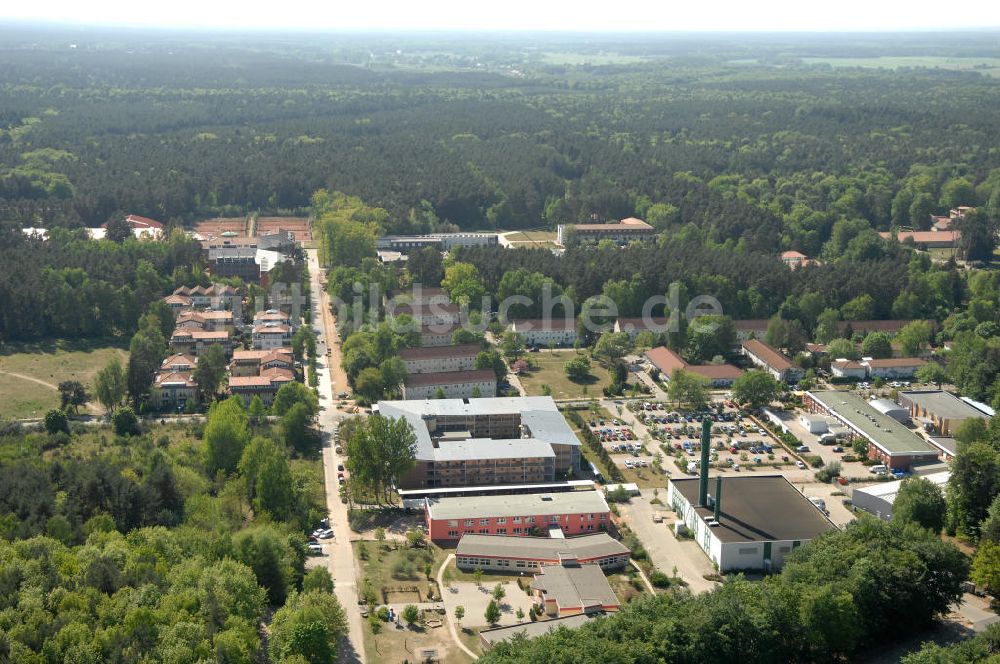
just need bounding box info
[307,248,366,663]
[437,554,480,660]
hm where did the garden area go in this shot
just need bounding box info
[517,351,613,400]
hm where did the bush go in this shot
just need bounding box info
[805,455,824,468]
[815,461,843,483]
[43,409,69,435]
[649,571,672,588]
[111,407,140,437]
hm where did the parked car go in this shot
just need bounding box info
[832,446,844,453]
[796,445,810,453]
[796,461,807,470]
[308,542,323,554]
[317,529,334,540]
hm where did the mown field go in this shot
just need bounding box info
[0,340,128,418]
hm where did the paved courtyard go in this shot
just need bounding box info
[441,579,537,628]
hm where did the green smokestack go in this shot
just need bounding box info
[698,418,711,506]
[714,475,722,522]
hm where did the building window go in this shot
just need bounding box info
[513,517,522,524]
[448,520,458,527]
[464,520,474,527]
[479,529,489,535]
[448,530,459,538]
[549,516,559,523]
[496,528,507,535]
[599,514,607,521]
[513,527,522,534]
[526,517,535,524]
[480,519,489,526]
[587,524,594,531]
[516,560,526,568]
[497,518,507,525]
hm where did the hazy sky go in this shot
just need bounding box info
[2,0,998,32]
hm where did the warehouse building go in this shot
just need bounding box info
[852,471,950,520]
[456,533,629,573]
[376,396,582,489]
[667,474,836,572]
[424,490,611,541]
[897,390,991,437]
[803,390,941,470]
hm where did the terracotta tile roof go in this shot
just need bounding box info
[570,217,654,232]
[781,250,808,260]
[879,230,960,244]
[164,294,192,305]
[832,359,865,370]
[171,329,230,341]
[645,346,687,375]
[160,353,197,369]
[742,339,794,372]
[254,324,290,334]
[510,318,577,332]
[154,371,196,388]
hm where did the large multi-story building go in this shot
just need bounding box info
[229,348,294,377]
[175,310,236,333]
[556,217,656,246]
[424,490,611,541]
[375,396,582,490]
[150,371,198,410]
[419,322,464,347]
[170,284,240,311]
[399,343,481,374]
[252,322,292,350]
[169,328,233,356]
[391,302,461,326]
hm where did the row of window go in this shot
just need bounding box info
[446,513,607,527]
[455,554,630,569]
[445,523,603,538]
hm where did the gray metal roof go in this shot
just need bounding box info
[808,390,938,456]
[457,533,628,561]
[376,396,579,463]
[900,390,992,420]
[433,438,555,461]
[426,490,609,521]
[530,563,619,610]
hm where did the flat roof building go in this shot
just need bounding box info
[897,389,991,438]
[667,475,836,572]
[803,390,940,470]
[377,396,582,490]
[852,471,950,520]
[557,217,656,246]
[456,533,629,573]
[531,561,621,618]
[425,490,610,541]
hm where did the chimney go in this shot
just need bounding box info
[714,475,722,522]
[698,418,711,506]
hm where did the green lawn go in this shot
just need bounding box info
[0,339,128,419]
[518,351,612,400]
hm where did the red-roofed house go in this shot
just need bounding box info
[742,339,803,383]
[879,230,960,249]
[228,368,295,406]
[645,346,743,387]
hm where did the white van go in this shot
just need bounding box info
[687,461,699,474]
[869,464,888,475]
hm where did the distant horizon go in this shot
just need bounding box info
[2,20,1000,35]
[2,0,999,34]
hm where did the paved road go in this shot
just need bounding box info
[619,493,719,594]
[307,248,366,663]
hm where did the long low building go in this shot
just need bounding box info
[399,343,481,374]
[509,319,578,348]
[556,217,656,246]
[531,560,621,618]
[376,396,582,489]
[897,389,991,437]
[852,471,950,520]
[645,346,743,387]
[668,475,836,572]
[424,490,610,541]
[803,390,941,470]
[741,339,802,383]
[455,533,629,573]
[401,368,497,400]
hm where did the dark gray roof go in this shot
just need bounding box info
[399,343,482,361]
[480,614,600,647]
[404,369,495,387]
[530,563,619,610]
[671,475,836,544]
[900,390,992,420]
[457,533,627,561]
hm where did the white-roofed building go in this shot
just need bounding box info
[851,472,950,520]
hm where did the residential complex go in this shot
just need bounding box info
[228,368,295,407]
[399,343,481,374]
[803,390,941,469]
[879,230,961,249]
[556,217,656,246]
[376,396,580,489]
[830,357,927,380]
[645,346,743,387]
[419,322,464,347]
[667,475,836,572]
[612,316,670,340]
[509,319,578,347]
[455,533,629,573]
[401,369,497,399]
[424,490,611,541]
[741,339,802,383]
[376,232,499,253]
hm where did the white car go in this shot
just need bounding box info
[308,542,323,553]
[796,461,807,470]
[318,529,335,540]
